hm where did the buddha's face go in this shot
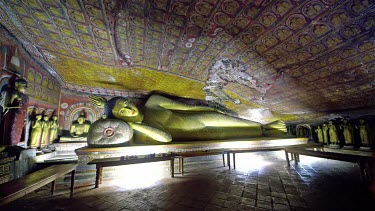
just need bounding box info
[15,82,27,93]
[43,116,49,121]
[77,117,85,124]
[36,115,42,120]
[53,116,58,120]
[113,99,139,117]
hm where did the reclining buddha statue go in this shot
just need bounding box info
[88,94,286,146]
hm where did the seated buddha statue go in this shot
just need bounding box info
[69,114,91,138]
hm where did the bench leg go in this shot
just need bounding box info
[222,153,225,167]
[233,153,236,169]
[285,150,290,167]
[170,158,174,178]
[227,152,231,170]
[358,161,366,182]
[181,157,184,175]
[95,166,102,188]
[178,157,182,172]
[51,180,56,195]
[70,170,76,194]
[294,154,298,165]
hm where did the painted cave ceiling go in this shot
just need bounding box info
[0,0,374,123]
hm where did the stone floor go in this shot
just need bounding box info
[2,151,375,211]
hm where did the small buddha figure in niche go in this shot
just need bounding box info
[49,115,59,143]
[89,94,287,144]
[40,115,50,147]
[315,126,323,143]
[30,114,42,148]
[2,78,28,146]
[328,121,339,146]
[322,123,328,144]
[356,119,369,147]
[70,113,91,137]
[339,119,353,146]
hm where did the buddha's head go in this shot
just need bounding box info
[77,116,85,124]
[52,115,58,121]
[36,114,42,120]
[43,115,49,121]
[14,79,27,93]
[112,99,139,118]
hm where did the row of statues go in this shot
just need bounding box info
[314,119,369,148]
[30,115,59,148]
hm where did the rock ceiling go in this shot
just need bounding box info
[0,0,374,123]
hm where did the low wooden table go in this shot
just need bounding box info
[174,149,227,175]
[284,147,374,182]
[88,155,174,188]
[225,147,285,169]
[0,163,78,206]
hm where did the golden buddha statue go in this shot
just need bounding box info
[49,115,59,143]
[30,114,42,148]
[356,119,369,147]
[327,121,338,145]
[40,115,50,147]
[314,126,323,143]
[89,95,286,144]
[339,119,353,145]
[70,113,91,137]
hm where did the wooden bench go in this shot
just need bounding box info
[174,149,227,175]
[0,163,78,206]
[88,155,174,188]
[284,147,374,182]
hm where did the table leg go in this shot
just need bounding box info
[227,152,231,170]
[95,166,101,188]
[222,153,225,167]
[233,153,236,169]
[170,158,174,178]
[70,170,76,194]
[51,180,56,195]
[285,150,290,167]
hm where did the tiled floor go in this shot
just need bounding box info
[2,151,375,211]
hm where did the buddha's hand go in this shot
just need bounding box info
[89,95,106,108]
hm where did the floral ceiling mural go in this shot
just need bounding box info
[0,0,374,123]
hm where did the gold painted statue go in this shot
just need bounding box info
[89,95,286,143]
[339,119,353,145]
[356,119,369,147]
[49,115,59,143]
[327,121,338,145]
[322,123,328,144]
[315,126,323,143]
[40,115,50,147]
[70,113,91,137]
[30,114,42,148]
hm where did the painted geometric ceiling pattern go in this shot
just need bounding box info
[0,0,374,123]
